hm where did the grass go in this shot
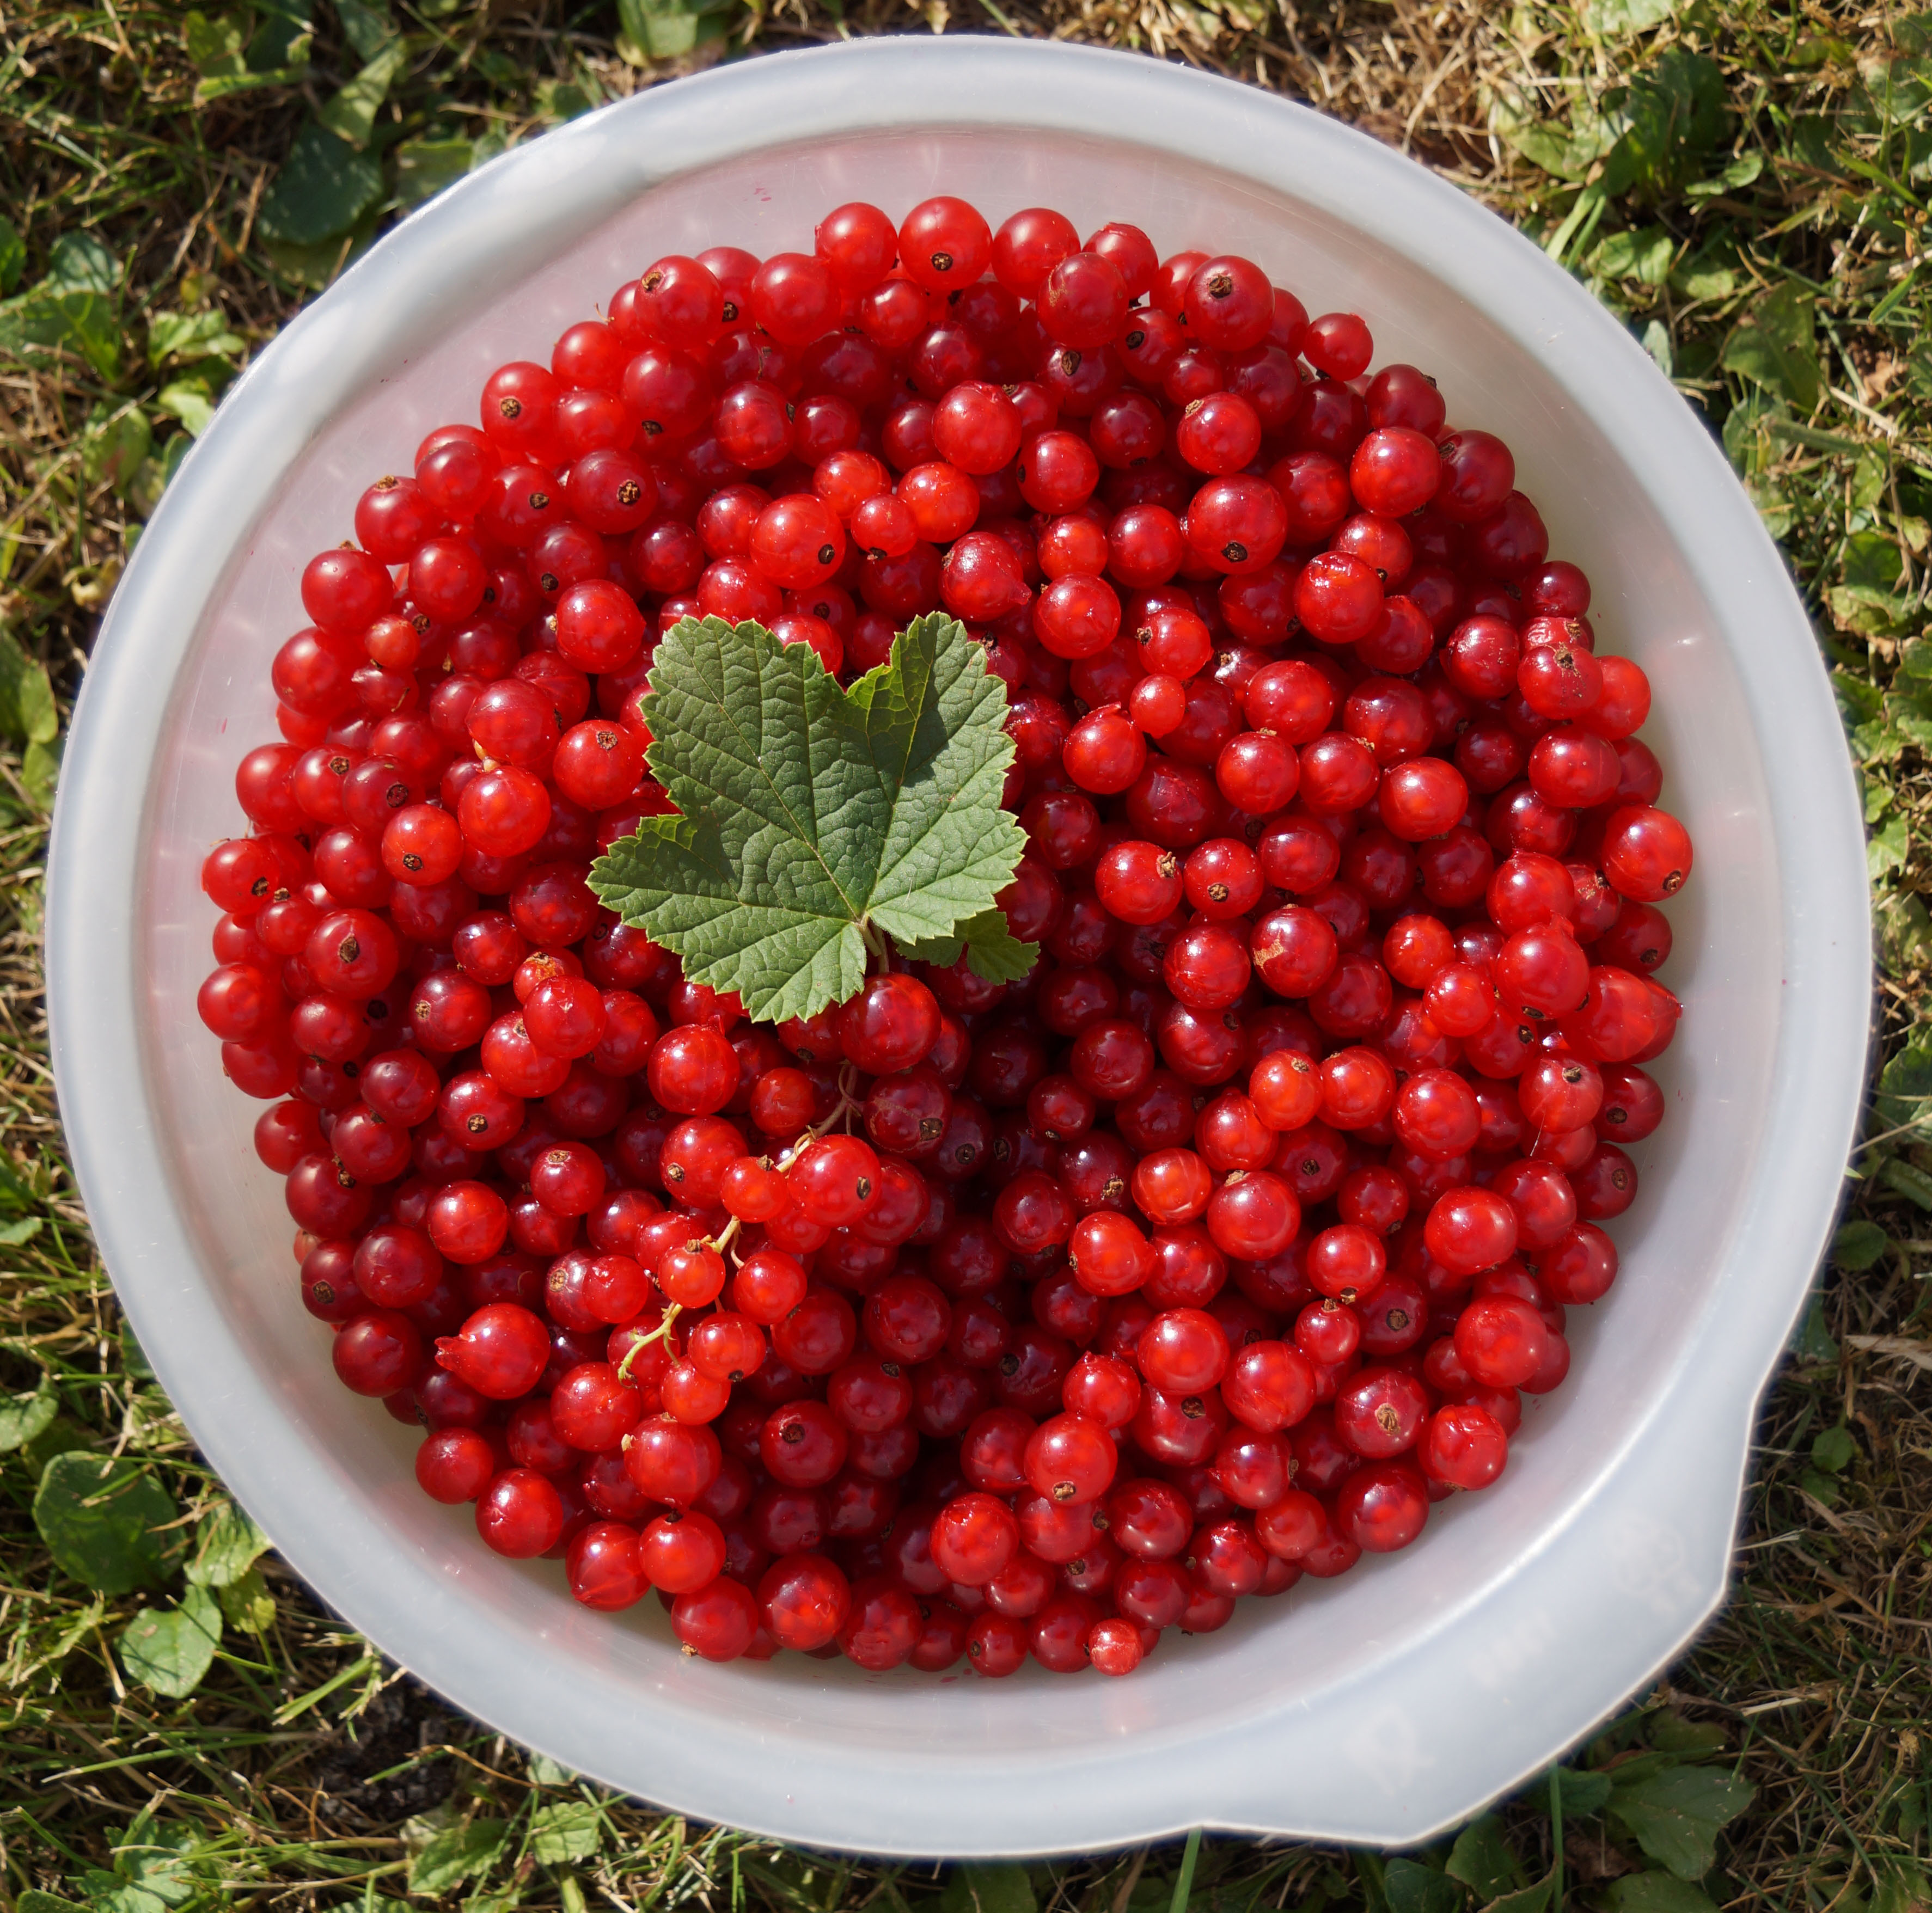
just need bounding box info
[4,0,1932,1905]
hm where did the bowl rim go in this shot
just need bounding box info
[46,34,1871,1856]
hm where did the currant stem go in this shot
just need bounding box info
[615,1303,682,1381]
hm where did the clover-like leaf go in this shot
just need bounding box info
[0,1379,57,1454]
[185,1498,272,1588]
[33,1452,181,1594]
[591,614,1025,1025]
[119,1584,222,1699]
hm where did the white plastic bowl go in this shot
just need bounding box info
[48,38,1868,1856]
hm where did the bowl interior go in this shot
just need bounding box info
[75,48,1849,1853]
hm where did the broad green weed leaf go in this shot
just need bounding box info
[129,433,193,519]
[21,1412,90,1477]
[157,378,218,437]
[0,291,73,363]
[936,1863,1035,1913]
[338,0,400,59]
[528,1799,603,1864]
[187,0,311,90]
[75,1877,164,1913]
[47,232,119,296]
[1870,1859,1932,1913]
[57,293,122,379]
[1811,1424,1857,1474]
[1599,1877,1717,1913]
[0,629,62,746]
[182,9,247,90]
[247,0,314,72]
[1875,1039,1932,1133]
[0,1379,57,1453]
[1884,1156,1932,1209]
[0,217,24,295]
[617,0,736,60]
[317,39,407,149]
[1581,0,1674,35]
[259,213,379,290]
[112,1819,205,1907]
[1686,151,1763,199]
[1381,1860,1460,1913]
[83,408,152,494]
[1870,811,1910,880]
[1594,227,1674,284]
[1608,1763,1755,1879]
[1671,257,1735,299]
[592,614,1024,1024]
[0,287,121,377]
[258,121,384,249]
[119,1584,222,1698]
[1544,1765,1616,1817]
[186,1499,271,1587]
[1723,284,1822,411]
[395,138,475,211]
[1446,1816,1520,1899]
[33,1452,181,1593]
[1486,1881,1554,1913]
[18,652,58,746]
[20,740,51,807]
[409,1819,509,1896]
[1830,1217,1888,1268]
[19,1892,88,1913]
[1488,85,1622,181]
[1648,1714,1729,1756]
[146,309,244,369]
[217,1564,276,1633]
[1600,51,1726,197]
[535,76,604,124]
[184,8,246,79]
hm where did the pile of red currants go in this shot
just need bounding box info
[196,194,1689,1679]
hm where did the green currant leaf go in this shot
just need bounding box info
[896,907,1037,982]
[591,613,1024,1025]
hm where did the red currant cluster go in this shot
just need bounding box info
[196,194,1690,1681]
